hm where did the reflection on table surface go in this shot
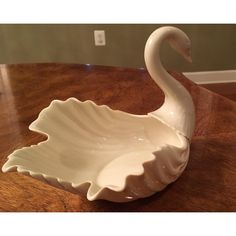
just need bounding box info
[0,63,236,211]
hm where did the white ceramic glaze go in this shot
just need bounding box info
[2,26,195,202]
[145,26,195,139]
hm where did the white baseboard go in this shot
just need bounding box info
[183,70,236,84]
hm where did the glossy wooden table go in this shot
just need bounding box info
[0,63,236,212]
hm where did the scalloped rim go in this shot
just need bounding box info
[2,98,189,202]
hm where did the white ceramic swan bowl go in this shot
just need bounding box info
[2,26,195,202]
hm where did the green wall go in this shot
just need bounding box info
[0,24,236,72]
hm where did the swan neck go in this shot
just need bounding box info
[144,27,195,139]
[145,33,180,97]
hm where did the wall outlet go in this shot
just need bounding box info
[94,30,106,46]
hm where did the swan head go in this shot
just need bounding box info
[145,26,192,65]
[166,26,192,63]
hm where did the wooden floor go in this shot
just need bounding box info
[201,82,236,102]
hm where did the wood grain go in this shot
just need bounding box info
[0,63,236,212]
[201,82,236,101]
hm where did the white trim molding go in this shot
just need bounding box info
[183,70,236,84]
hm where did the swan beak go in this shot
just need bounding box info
[184,48,192,63]
[185,55,193,63]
